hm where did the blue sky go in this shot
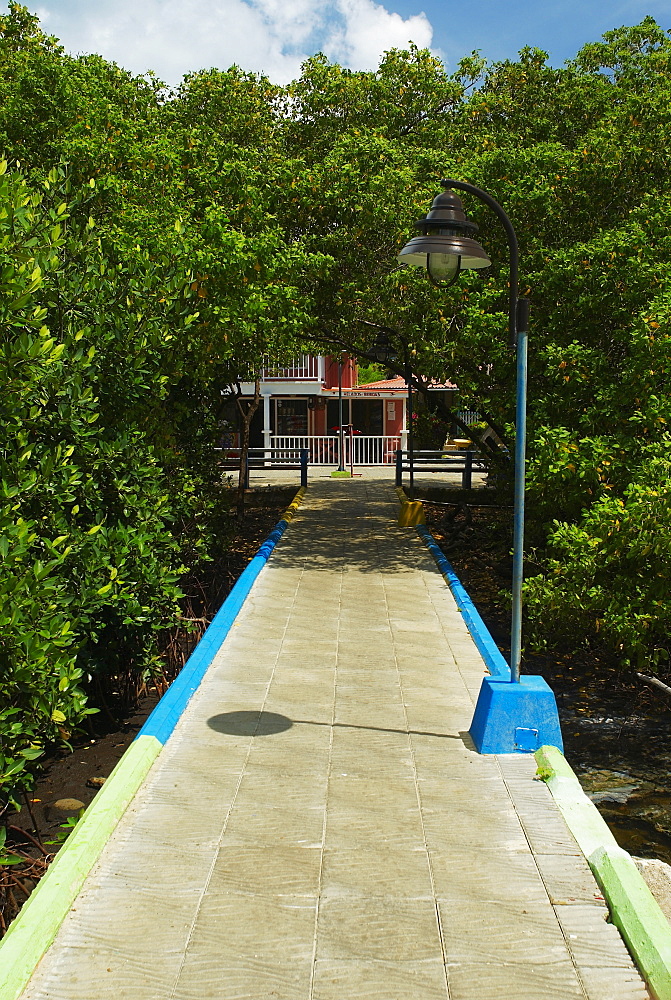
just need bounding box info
[428,0,671,68]
[27,0,671,86]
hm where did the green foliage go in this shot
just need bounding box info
[354,361,385,385]
[275,21,671,672]
[412,409,450,449]
[0,162,216,808]
[45,808,84,845]
[0,826,23,865]
[2,3,671,814]
[0,9,330,808]
[525,451,671,670]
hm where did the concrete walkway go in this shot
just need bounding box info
[22,481,647,1000]
[242,464,489,490]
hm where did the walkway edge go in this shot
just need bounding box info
[0,736,159,1000]
[137,486,306,746]
[412,518,511,678]
[536,744,671,1000]
[0,487,307,1000]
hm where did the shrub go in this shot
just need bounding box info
[525,448,671,671]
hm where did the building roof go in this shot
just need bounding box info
[351,375,458,391]
[351,376,408,391]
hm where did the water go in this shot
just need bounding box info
[559,698,671,864]
[427,499,671,866]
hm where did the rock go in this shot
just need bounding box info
[53,798,85,814]
[634,857,671,923]
[86,777,106,789]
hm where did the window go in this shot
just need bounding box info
[275,399,308,435]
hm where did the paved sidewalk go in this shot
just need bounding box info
[22,481,647,1000]
[241,465,488,489]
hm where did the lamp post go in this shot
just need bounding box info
[399,180,526,677]
[367,330,414,495]
[337,356,345,472]
[405,358,414,497]
[399,180,562,754]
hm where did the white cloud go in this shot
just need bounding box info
[33,0,435,85]
[324,0,433,69]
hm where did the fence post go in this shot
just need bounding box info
[395,449,403,487]
[300,449,308,487]
[463,450,473,490]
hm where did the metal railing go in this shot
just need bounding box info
[395,449,488,490]
[216,447,309,487]
[215,436,404,480]
[272,435,401,466]
[456,409,481,426]
[270,435,335,465]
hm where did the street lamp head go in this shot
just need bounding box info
[368,331,398,364]
[398,184,491,287]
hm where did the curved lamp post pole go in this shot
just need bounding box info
[399,181,563,754]
[398,179,527,682]
[367,329,415,499]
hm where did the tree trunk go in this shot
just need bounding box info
[235,374,262,523]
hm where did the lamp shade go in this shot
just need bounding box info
[368,331,398,363]
[398,187,491,279]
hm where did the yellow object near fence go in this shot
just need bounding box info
[398,499,425,527]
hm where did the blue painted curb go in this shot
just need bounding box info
[137,506,301,746]
[415,523,511,679]
[415,522,563,754]
[0,489,306,1000]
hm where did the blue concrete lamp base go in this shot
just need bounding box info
[469,675,563,754]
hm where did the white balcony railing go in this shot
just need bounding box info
[262,355,325,381]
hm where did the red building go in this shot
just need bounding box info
[235,355,456,466]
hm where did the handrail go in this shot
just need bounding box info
[215,436,402,467]
[215,448,309,487]
[394,449,487,490]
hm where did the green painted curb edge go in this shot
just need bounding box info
[536,745,671,1000]
[0,486,309,1000]
[0,735,160,1000]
